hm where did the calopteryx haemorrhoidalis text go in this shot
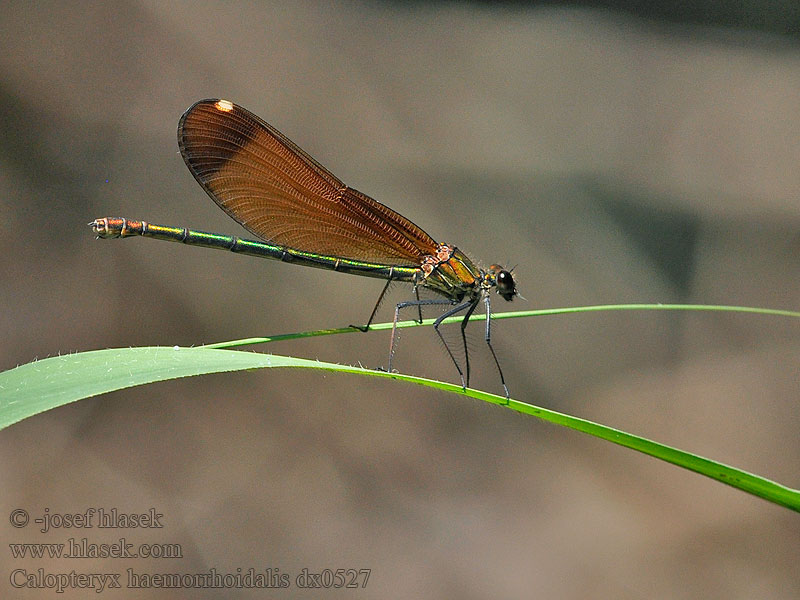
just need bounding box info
[91,99,518,395]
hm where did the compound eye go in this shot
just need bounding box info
[495,270,516,301]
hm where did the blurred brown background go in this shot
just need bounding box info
[2,1,799,598]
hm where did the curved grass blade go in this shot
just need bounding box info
[1,346,799,512]
[204,303,800,349]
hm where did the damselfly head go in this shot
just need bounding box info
[489,264,517,301]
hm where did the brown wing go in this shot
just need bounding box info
[177,99,438,265]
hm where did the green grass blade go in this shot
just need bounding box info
[204,303,800,349]
[1,346,799,512]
